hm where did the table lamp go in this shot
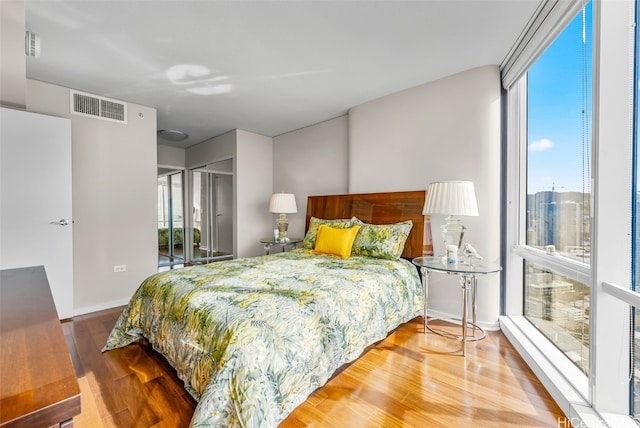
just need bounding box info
[269,193,297,242]
[422,181,479,253]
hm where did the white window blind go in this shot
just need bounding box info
[501,0,585,89]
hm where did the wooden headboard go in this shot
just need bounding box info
[306,190,433,259]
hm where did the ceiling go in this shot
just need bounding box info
[24,0,541,149]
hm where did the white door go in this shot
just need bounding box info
[0,107,73,319]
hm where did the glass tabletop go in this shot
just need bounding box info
[412,256,502,275]
[259,237,303,244]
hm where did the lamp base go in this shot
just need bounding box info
[440,216,466,250]
[277,214,289,243]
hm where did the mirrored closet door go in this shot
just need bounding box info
[190,159,234,263]
[157,169,185,267]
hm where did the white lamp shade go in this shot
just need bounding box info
[423,181,479,216]
[269,193,298,214]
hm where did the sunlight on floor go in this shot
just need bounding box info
[75,374,106,428]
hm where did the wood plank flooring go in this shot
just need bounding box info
[62,307,568,427]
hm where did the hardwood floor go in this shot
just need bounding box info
[63,308,568,427]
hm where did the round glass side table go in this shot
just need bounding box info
[259,237,303,255]
[412,256,502,356]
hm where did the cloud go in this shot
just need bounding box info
[529,138,554,151]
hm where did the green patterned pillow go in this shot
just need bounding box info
[303,217,353,249]
[351,217,413,260]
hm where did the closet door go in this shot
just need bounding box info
[215,173,233,256]
[190,161,233,263]
[157,170,184,267]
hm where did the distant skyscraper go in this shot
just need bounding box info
[528,190,589,257]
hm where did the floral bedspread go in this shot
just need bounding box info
[103,249,423,427]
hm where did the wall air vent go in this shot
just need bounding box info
[70,90,127,124]
[25,31,41,57]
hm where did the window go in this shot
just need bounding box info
[524,262,590,373]
[523,3,592,375]
[503,0,635,425]
[634,0,640,417]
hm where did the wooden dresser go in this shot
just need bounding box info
[0,266,80,428]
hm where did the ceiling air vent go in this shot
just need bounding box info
[70,90,127,124]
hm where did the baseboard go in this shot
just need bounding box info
[74,298,130,317]
[427,308,501,331]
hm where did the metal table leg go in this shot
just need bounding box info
[471,274,478,337]
[426,272,486,356]
[421,267,429,333]
[461,275,468,356]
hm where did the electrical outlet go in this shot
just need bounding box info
[113,265,126,273]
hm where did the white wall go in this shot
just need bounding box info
[236,130,273,257]
[0,0,26,108]
[157,144,185,168]
[186,129,273,259]
[185,130,236,167]
[349,65,502,328]
[26,79,158,315]
[272,116,349,237]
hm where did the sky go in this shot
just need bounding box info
[527,2,592,194]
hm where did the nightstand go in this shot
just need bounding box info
[259,238,303,255]
[412,256,502,356]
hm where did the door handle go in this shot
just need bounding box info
[50,219,70,226]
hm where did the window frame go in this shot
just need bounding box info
[501,0,635,425]
[504,70,592,400]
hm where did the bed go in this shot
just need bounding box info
[103,190,429,427]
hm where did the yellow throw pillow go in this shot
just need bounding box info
[311,224,361,259]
